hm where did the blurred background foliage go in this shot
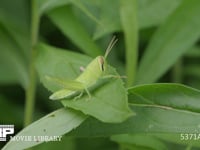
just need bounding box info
[1,0,200,149]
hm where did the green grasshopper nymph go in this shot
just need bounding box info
[46,36,119,100]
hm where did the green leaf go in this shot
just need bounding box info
[120,0,138,86]
[129,83,200,112]
[47,5,102,57]
[37,0,71,15]
[0,0,29,28]
[136,0,200,84]
[138,0,182,28]
[93,0,121,39]
[71,0,102,26]
[71,1,100,37]
[0,0,29,87]
[93,0,182,39]
[32,136,76,150]
[0,0,30,55]
[70,104,200,136]
[2,108,86,150]
[69,83,200,136]
[40,0,182,40]
[38,0,100,27]
[119,144,154,150]
[111,134,168,150]
[112,133,200,149]
[154,133,200,148]
[35,43,133,123]
[0,24,28,87]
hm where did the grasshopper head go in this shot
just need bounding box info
[98,36,118,72]
[96,36,118,74]
[83,36,117,78]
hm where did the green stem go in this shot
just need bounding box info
[120,0,138,86]
[172,58,183,83]
[24,0,39,126]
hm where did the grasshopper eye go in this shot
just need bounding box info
[98,56,105,71]
[101,62,105,71]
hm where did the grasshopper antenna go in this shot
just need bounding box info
[104,36,118,59]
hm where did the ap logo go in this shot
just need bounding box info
[0,125,14,141]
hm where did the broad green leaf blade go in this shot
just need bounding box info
[70,104,200,136]
[138,0,182,28]
[2,108,86,150]
[0,8,29,59]
[0,0,30,66]
[0,0,29,87]
[128,83,200,112]
[93,0,121,39]
[111,134,168,150]
[38,0,100,27]
[35,43,133,123]
[136,0,200,84]
[37,0,71,15]
[69,84,200,136]
[93,0,182,39]
[71,0,102,26]
[120,0,138,86]
[0,0,29,28]
[47,5,102,57]
[32,136,76,150]
[0,24,28,87]
[118,144,153,150]
[61,76,133,123]
[154,133,200,148]
[113,133,200,149]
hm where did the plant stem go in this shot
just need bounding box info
[172,58,183,83]
[24,0,39,126]
[120,0,138,86]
